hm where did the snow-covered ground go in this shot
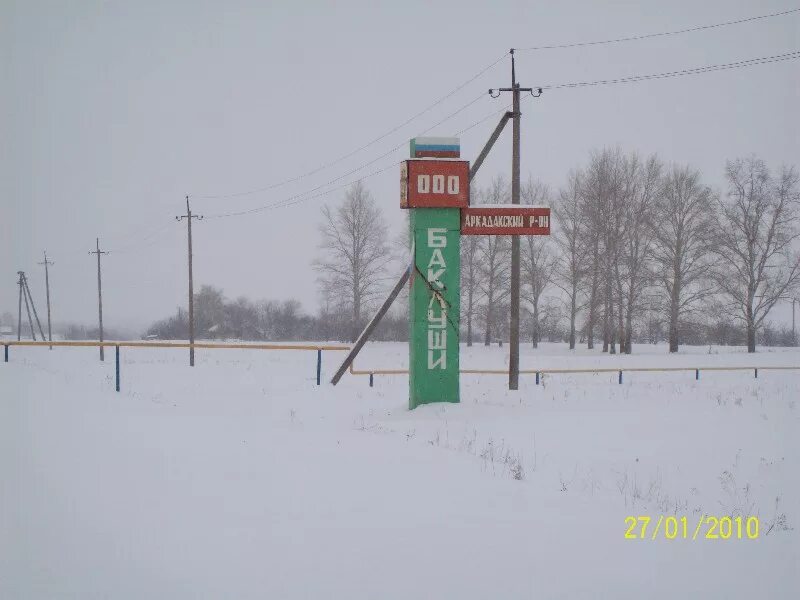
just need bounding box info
[2,342,798,599]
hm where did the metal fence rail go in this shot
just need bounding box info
[350,362,800,386]
[4,340,798,391]
[4,340,348,350]
[3,340,350,391]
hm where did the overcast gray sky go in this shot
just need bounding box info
[2,0,798,332]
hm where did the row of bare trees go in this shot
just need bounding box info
[551,151,799,353]
[312,153,798,352]
[492,151,799,353]
[555,150,710,354]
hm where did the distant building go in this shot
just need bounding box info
[0,325,13,336]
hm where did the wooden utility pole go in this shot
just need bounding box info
[176,196,203,366]
[489,49,541,390]
[17,271,39,340]
[89,238,109,361]
[38,251,54,349]
[21,272,46,341]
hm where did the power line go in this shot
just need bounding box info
[211,100,519,217]
[206,49,797,219]
[195,52,509,199]
[108,217,172,244]
[538,50,799,90]
[56,58,509,245]
[111,222,175,253]
[205,161,401,219]
[72,48,796,248]
[517,7,800,51]
[254,162,401,214]
[205,92,490,219]
[453,103,513,136]
[48,59,505,248]
[206,97,534,220]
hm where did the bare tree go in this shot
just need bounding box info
[540,299,565,342]
[616,153,661,354]
[578,157,604,350]
[522,236,555,348]
[389,211,412,321]
[477,176,511,345]
[712,157,800,352]
[258,298,304,340]
[313,182,390,342]
[522,178,555,348]
[194,285,226,337]
[227,296,259,339]
[651,164,717,352]
[581,148,628,353]
[461,229,483,347]
[583,221,601,349]
[478,237,510,345]
[552,170,585,349]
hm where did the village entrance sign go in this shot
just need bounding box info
[402,137,549,408]
[331,135,550,410]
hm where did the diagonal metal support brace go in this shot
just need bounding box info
[469,111,512,182]
[330,263,412,385]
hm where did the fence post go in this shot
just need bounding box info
[754,368,758,379]
[115,345,120,392]
[316,349,322,386]
[535,371,540,385]
[618,370,623,385]
[3,345,7,363]
[695,369,699,380]
[369,373,374,387]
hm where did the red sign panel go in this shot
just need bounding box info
[461,206,551,235]
[401,159,469,209]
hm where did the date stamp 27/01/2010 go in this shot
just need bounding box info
[624,515,760,540]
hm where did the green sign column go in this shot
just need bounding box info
[409,208,460,409]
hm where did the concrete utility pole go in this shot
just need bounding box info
[22,275,35,341]
[38,251,54,349]
[489,49,542,390]
[17,272,23,340]
[17,272,28,340]
[176,196,203,366]
[89,238,109,361]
